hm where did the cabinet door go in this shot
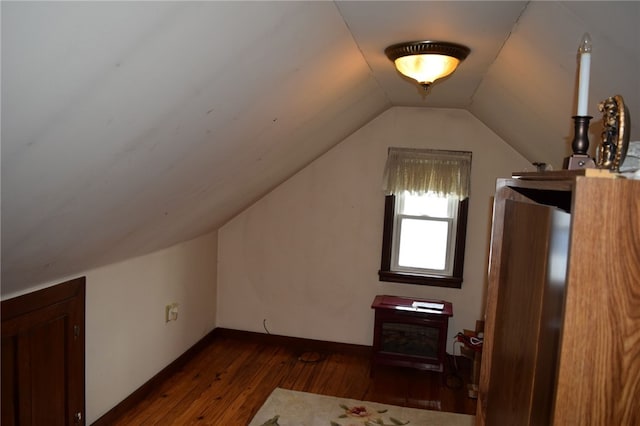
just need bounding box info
[482,199,569,426]
[1,278,85,425]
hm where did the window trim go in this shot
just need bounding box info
[379,194,468,288]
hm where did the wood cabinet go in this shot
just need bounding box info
[477,171,640,425]
[1,278,85,425]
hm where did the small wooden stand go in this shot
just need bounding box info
[371,295,452,373]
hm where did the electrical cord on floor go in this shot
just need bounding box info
[297,351,326,363]
[444,339,464,390]
[261,319,324,363]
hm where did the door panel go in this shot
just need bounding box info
[2,335,18,425]
[485,200,569,426]
[29,316,67,425]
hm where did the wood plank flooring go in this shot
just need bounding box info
[101,329,477,425]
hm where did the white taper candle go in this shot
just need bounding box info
[577,33,592,116]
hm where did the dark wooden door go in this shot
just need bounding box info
[1,277,85,425]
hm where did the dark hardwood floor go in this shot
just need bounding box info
[99,329,477,425]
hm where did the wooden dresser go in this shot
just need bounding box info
[477,171,640,425]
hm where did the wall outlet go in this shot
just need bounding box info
[165,303,179,322]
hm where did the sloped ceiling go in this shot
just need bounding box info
[2,1,638,296]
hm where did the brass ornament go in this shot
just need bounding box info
[596,95,630,172]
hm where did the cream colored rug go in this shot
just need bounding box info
[249,388,475,426]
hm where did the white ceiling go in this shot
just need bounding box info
[2,1,638,296]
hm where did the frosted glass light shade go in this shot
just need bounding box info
[394,54,461,85]
[385,41,470,91]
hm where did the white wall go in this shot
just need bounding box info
[85,230,217,423]
[217,106,530,351]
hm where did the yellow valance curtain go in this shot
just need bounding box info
[382,148,472,199]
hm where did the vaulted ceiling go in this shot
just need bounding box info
[2,1,638,296]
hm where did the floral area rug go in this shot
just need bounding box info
[248,388,475,426]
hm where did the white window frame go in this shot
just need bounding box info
[390,191,459,277]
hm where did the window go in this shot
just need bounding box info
[379,148,471,288]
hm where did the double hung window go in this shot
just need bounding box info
[379,148,471,288]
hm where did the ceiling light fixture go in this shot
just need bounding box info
[384,41,470,92]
